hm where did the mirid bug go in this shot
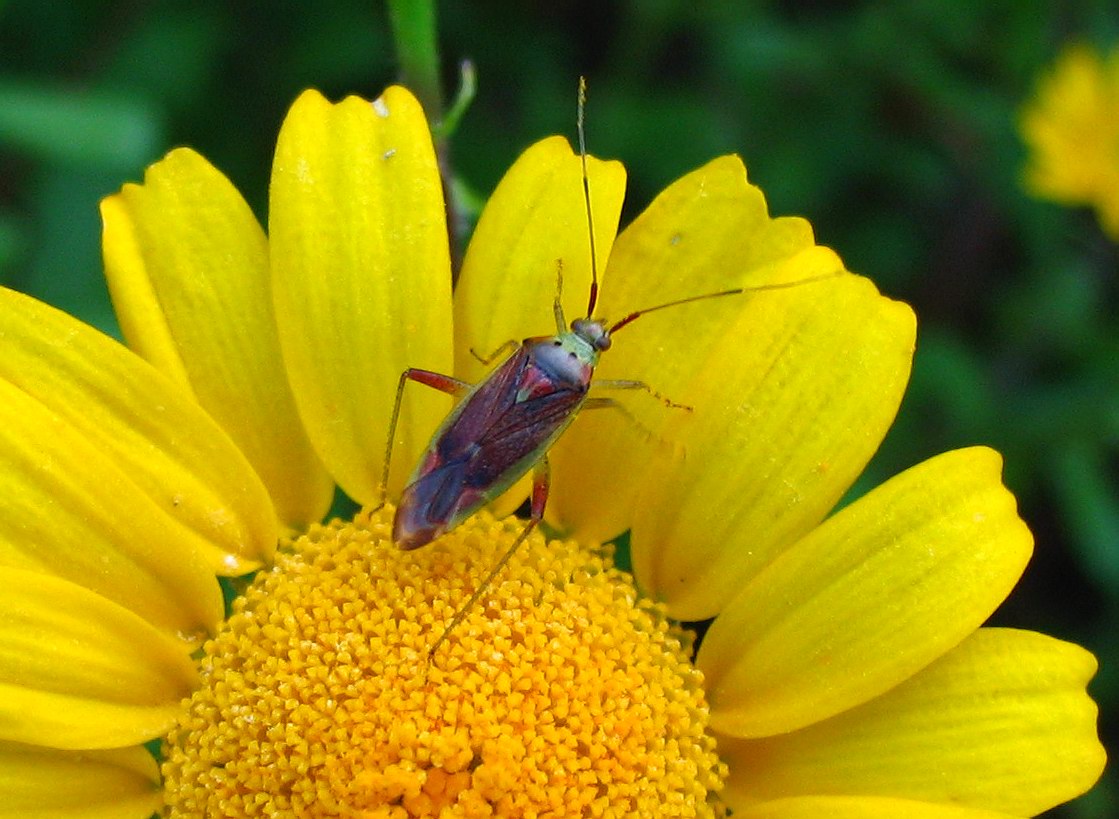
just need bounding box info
[383,79,837,655]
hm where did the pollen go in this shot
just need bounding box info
[160,507,728,817]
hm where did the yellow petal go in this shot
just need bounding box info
[732,796,1018,819]
[700,447,1033,737]
[547,156,818,540]
[452,135,625,518]
[0,741,161,819]
[101,148,332,531]
[0,380,222,639]
[270,88,453,504]
[632,265,916,620]
[0,568,198,750]
[454,136,626,383]
[0,286,276,578]
[720,628,1105,817]
[1018,45,1119,239]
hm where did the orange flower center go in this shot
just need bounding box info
[161,507,727,817]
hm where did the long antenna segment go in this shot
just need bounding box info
[577,77,600,318]
[607,272,845,335]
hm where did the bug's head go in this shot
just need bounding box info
[571,317,612,351]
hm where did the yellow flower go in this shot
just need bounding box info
[0,87,1105,817]
[1020,42,1119,238]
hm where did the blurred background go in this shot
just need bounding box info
[0,2,1114,815]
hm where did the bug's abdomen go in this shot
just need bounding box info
[394,456,480,549]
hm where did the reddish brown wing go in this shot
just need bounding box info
[394,341,587,548]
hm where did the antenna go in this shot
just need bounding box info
[578,77,600,318]
[607,272,844,335]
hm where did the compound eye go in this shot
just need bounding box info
[597,335,612,351]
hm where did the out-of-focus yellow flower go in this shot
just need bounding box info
[1020,42,1119,238]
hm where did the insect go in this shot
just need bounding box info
[383,79,837,655]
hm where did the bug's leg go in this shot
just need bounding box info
[552,259,568,334]
[589,378,694,411]
[378,368,472,510]
[468,339,520,367]
[428,457,551,659]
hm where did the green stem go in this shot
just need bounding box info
[387,0,443,121]
[387,0,475,275]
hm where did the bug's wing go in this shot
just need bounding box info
[395,341,587,549]
[470,388,585,486]
[395,387,584,549]
[394,456,473,549]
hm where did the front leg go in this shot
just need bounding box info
[379,368,472,508]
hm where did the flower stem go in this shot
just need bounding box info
[387,0,443,123]
[386,0,472,275]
